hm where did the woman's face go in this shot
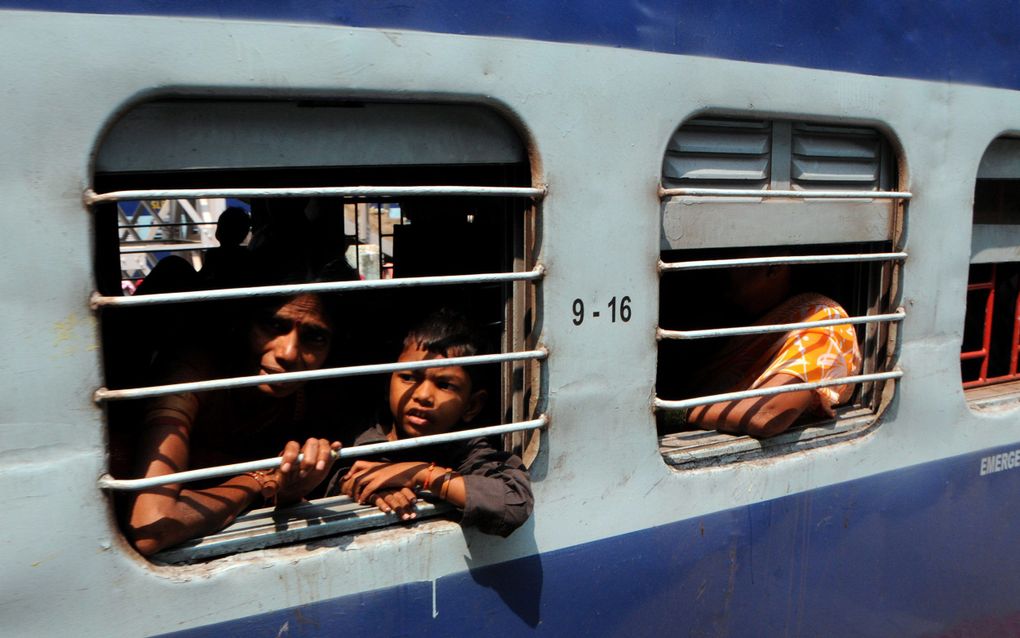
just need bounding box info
[248,294,333,398]
[727,265,792,317]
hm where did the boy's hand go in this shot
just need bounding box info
[342,460,430,504]
[372,488,419,520]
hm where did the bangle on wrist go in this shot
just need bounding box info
[438,470,457,500]
[419,463,437,491]
[244,470,279,505]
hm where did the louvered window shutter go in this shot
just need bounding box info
[662,118,771,189]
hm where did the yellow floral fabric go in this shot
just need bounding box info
[747,293,862,415]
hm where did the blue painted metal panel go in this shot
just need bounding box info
[162,442,1020,637]
[2,1,1020,91]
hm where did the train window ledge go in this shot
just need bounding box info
[153,496,456,564]
[965,379,1020,412]
[659,406,878,469]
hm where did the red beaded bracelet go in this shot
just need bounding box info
[420,463,436,491]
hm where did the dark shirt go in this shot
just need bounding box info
[328,423,534,537]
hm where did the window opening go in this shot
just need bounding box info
[656,116,906,467]
[962,138,1020,405]
[92,99,545,562]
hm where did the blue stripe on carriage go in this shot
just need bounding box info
[161,442,1020,637]
[2,1,1020,91]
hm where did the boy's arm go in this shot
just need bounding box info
[340,444,533,537]
[448,437,534,537]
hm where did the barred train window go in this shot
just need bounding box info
[962,137,1020,408]
[656,117,906,467]
[91,99,544,562]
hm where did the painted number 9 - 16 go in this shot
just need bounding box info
[571,296,632,326]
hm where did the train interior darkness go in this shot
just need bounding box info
[963,178,1020,385]
[656,241,894,435]
[93,101,534,480]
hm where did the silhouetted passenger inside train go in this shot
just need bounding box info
[134,254,199,296]
[249,197,357,283]
[681,263,861,438]
[200,206,254,288]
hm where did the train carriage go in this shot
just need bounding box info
[3,2,1020,636]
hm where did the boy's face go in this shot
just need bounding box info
[389,344,486,438]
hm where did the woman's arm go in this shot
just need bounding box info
[687,372,815,438]
[126,415,262,555]
[127,416,339,556]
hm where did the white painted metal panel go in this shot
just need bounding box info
[977,137,1020,178]
[96,101,526,173]
[971,223,1020,263]
[661,199,895,249]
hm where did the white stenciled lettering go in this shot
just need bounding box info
[979,449,1020,477]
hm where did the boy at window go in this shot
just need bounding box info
[686,263,861,438]
[330,309,533,537]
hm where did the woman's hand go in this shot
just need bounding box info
[273,438,341,505]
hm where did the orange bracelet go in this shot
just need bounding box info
[420,463,436,491]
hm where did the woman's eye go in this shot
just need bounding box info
[305,331,330,345]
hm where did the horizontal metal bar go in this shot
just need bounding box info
[98,415,548,490]
[94,348,548,402]
[654,370,903,411]
[86,185,547,205]
[659,187,911,200]
[962,373,1020,390]
[119,221,218,229]
[120,244,209,254]
[960,350,988,361]
[659,252,907,272]
[91,266,545,308]
[658,310,905,340]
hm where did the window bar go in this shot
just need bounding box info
[90,266,545,309]
[94,348,549,402]
[660,252,908,273]
[659,187,911,200]
[961,265,996,388]
[1012,282,1020,377]
[375,200,384,275]
[118,221,217,229]
[657,310,905,341]
[98,415,549,491]
[654,370,903,411]
[861,258,898,410]
[354,199,362,278]
[119,244,209,255]
[86,185,547,205]
[510,200,532,429]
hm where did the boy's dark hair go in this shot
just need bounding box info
[404,308,493,390]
